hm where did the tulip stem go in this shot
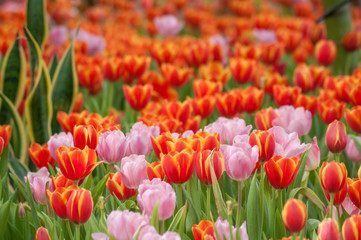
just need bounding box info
[66,220,72,239]
[236,181,242,228]
[177,184,183,209]
[329,194,335,218]
[207,185,211,220]
[75,224,80,240]
[334,153,340,163]
[260,166,265,231]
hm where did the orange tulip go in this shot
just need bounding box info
[240,87,264,113]
[71,93,84,113]
[345,106,361,134]
[192,132,220,151]
[77,64,103,95]
[151,132,175,159]
[342,215,361,240]
[0,137,4,156]
[123,55,151,78]
[325,120,347,153]
[314,40,337,66]
[196,150,224,185]
[294,95,318,116]
[51,174,74,190]
[123,84,153,110]
[215,91,241,117]
[57,110,88,133]
[282,199,307,233]
[73,125,98,150]
[166,137,201,152]
[319,161,347,194]
[190,96,216,118]
[67,188,93,224]
[193,79,223,98]
[255,107,279,130]
[199,62,231,85]
[234,44,261,60]
[260,42,284,65]
[182,115,201,133]
[162,100,191,124]
[156,117,182,133]
[309,65,329,88]
[264,155,300,189]
[160,63,193,87]
[277,29,302,52]
[273,85,301,106]
[28,143,56,169]
[147,161,167,182]
[184,41,211,67]
[56,146,101,181]
[149,41,178,65]
[317,99,346,124]
[249,130,276,162]
[107,172,136,200]
[294,64,314,92]
[229,58,256,84]
[342,31,361,51]
[103,57,124,82]
[347,84,361,106]
[192,220,215,240]
[47,185,78,219]
[0,125,11,147]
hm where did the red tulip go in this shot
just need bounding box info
[67,188,93,224]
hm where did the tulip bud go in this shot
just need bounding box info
[294,95,318,116]
[103,57,124,82]
[193,79,223,98]
[342,215,361,240]
[264,156,300,189]
[123,55,151,78]
[294,64,314,92]
[317,99,346,124]
[305,137,320,171]
[196,150,224,185]
[319,161,347,194]
[314,40,337,66]
[324,181,347,206]
[342,31,361,52]
[325,120,347,153]
[67,188,93,224]
[282,199,307,233]
[240,87,264,113]
[192,132,220,152]
[229,58,256,84]
[190,96,216,119]
[192,220,215,240]
[73,125,98,150]
[160,64,193,88]
[345,106,361,134]
[249,130,275,162]
[19,202,26,219]
[123,84,153,110]
[35,227,51,240]
[317,218,341,240]
[215,91,241,117]
[0,125,11,148]
[116,154,147,189]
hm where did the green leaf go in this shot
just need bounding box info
[273,209,286,240]
[51,43,78,134]
[26,0,47,48]
[0,146,8,181]
[306,219,320,235]
[49,55,59,80]
[0,33,26,109]
[91,172,108,200]
[150,200,160,231]
[246,174,261,240]
[289,187,326,213]
[0,199,11,236]
[25,61,52,144]
[288,148,311,195]
[23,26,42,83]
[168,202,187,232]
[0,92,27,163]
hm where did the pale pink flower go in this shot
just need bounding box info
[272,106,312,136]
[346,136,361,162]
[49,26,68,46]
[137,179,176,220]
[125,122,159,156]
[73,29,106,55]
[91,233,109,240]
[107,210,149,240]
[47,132,74,160]
[138,225,181,240]
[154,15,183,37]
[24,167,51,205]
[342,197,360,216]
[96,130,127,164]
[253,29,277,43]
[214,217,248,240]
[305,137,320,171]
[115,155,147,189]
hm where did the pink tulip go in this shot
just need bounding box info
[24,167,51,205]
[268,126,310,159]
[342,197,360,216]
[346,136,361,162]
[205,117,252,144]
[73,29,106,55]
[214,217,248,240]
[91,233,109,240]
[137,179,176,220]
[272,106,312,136]
[47,132,74,160]
[125,122,159,156]
[154,15,183,37]
[107,210,149,240]
[115,155,147,189]
[49,26,68,46]
[96,131,127,164]
[220,143,258,181]
[253,29,277,43]
[138,225,180,240]
[305,137,320,171]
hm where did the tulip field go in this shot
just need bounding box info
[2,0,361,239]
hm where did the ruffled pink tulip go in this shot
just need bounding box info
[96,131,127,164]
[214,217,248,240]
[220,143,259,181]
[346,136,361,162]
[154,15,183,37]
[272,106,312,136]
[137,179,176,220]
[342,197,360,216]
[125,122,159,156]
[138,225,181,240]
[268,126,310,159]
[47,132,74,160]
[305,137,320,171]
[115,155,147,189]
[24,167,51,205]
[205,117,252,144]
[107,210,149,240]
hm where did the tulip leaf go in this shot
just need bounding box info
[273,209,286,240]
[0,92,27,163]
[23,26,42,83]
[288,148,311,196]
[150,200,160,231]
[0,33,26,109]
[49,55,59,80]
[350,135,361,158]
[168,202,187,232]
[0,146,8,182]
[26,0,47,48]
[0,199,11,237]
[51,43,78,134]
[8,149,29,182]
[289,187,326,213]
[246,174,261,240]
[25,61,53,144]
[306,219,320,235]
[181,185,200,222]
[91,173,108,200]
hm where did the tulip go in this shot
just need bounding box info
[345,106,361,134]
[324,182,347,206]
[56,146,101,181]
[125,122,159,156]
[273,85,301,106]
[77,65,103,95]
[199,62,231,85]
[317,99,346,124]
[123,84,153,110]
[166,137,201,153]
[28,143,56,169]
[282,199,307,233]
[107,172,136,200]
[0,125,11,147]
[255,107,279,131]
[193,79,223,98]
[56,110,88,133]
[73,125,98,150]
[215,92,241,117]
[151,132,175,159]
[162,100,191,124]
[260,42,284,64]
[319,161,347,194]
[96,130,127,164]
[277,29,302,52]
[342,215,361,240]
[325,120,347,153]
[294,95,318,116]
[317,218,341,240]
[160,148,198,184]
[240,87,264,113]
[192,132,220,151]
[154,15,183,37]
[103,57,124,82]
[96,123,121,135]
[314,39,337,66]
[138,225,181,240]
[25,167,51,205]
[71,93,84,113]
[347,84,361,106]
[196,150,224,185]
[221,143,259,181]
[346,178,361,209]
[47,132,74,160]
[190,96,216,119]
[107,210,149,240]
[192,220,215,240]
[0,137,4,156]
[35,227,50,240]
[264,155,300,189]
[293,64,314,92]
[229,58,256,84]
[305,137,320,171]
[123,55,151,78]
[115,154,147,189]
[67,188,93,224]
[214,217,248,240]
[204,117,252,144]
[249,130,275,162]
[346,136,361,162]
[184,41,211,67]
[254,71,288,94]
[160,64,193,88]
[147,161,167,181]
[91,233,109,240]
[47,185,78,219]
[342,31,361,51]
[150,42,178,65]
[137,178,176,220]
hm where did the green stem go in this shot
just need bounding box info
[334,153,340,163]
[76,224,80,240]
[66,220,73,239]
[236,181,242,228]
[160,220,165,234]
[207,185,211,220]
[177,184,183,209]
[330,194,335,218]
[260,165,265,231]
[107,82,115,112]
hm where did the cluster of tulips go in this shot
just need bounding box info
[1,0,361,239]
